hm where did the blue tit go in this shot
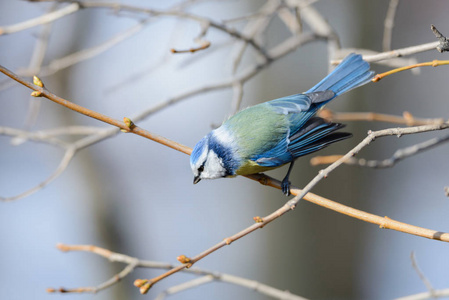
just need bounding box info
[190,53,374,195]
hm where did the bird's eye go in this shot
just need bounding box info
[198,165,204,173]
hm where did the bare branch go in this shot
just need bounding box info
[395,289,449,300]
[311,133,449,168]
[40,19,149,77]
[373,60,449,82]
[410,252,435,295]
[393,252,449,300]
[0,3,79,35]
[383,0,400,51]
[318,109,444,126]
[332,42,440,65]
[0,66,191,155]
[49,243,308,300]
[0,147,76,202]
[229,0,280,73]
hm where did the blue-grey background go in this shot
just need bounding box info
[1,1,449,299]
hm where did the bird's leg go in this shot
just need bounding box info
[281,161,295,196]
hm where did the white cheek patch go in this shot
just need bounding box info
[202,151,226,179]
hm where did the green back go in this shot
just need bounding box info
[224,103,289,160]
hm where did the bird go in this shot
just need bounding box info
[190,53,374,195]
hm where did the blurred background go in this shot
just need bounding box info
[1,1,449,299]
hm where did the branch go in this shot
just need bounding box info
[48,243,307,300]
[318,109,444,126]
[395,289,449,300]
[311,133,449,168]
[332,42,440,65]
[0,126,78,201]
[171,39,211,54]
[382,0,400,51]
[410,252,435,296]
[394,252,449,300]
[0,3,79,35]
[65,0,272,62]
[373,60,449,82]
[0,66,191,155]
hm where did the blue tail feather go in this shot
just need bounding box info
[307,53,374,97]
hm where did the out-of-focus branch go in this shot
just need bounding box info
[395,289,449,300]
[68,0,272,62]
[0,3,79,35]
[229,0,280,73]
[42,20,148,78]
[318,109,444,126]
[0,147,76,201]
[153,274,307,300]
[22,3,56,128]
[0,125,78,201]
[410,252,435,296]
[394,252,449,300]
[48,243,308,300]
[311,133,449,167]
[0,19,150,91]
[171,38,211,54]
[335,24,449,66]
[332,42,440,65]
[383,0,400,51]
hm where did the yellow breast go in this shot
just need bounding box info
[235,160,279,176]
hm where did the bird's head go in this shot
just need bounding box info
[190,130,238,184]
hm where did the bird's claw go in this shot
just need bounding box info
[281,179,291,196]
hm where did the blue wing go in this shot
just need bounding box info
[251,54,373,168]
[255,117,351,167]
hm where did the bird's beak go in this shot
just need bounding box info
[193,176,201,184]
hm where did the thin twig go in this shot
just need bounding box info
[410,252,435,295]
[373,60,449,82]
[0,147,76,202]
[229,0,280,73]
[65,0,272,62]
[395,289,449,300]
[333,48,418,69]
[155,276,215,300]
[22,3,57,128]
[230,81,244,115]
[0,3,80,35]
[383,0,400,51]
[40,19,149,77]
[318,109,444,126]
[331,42,440,65]
[171,39,211,53]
